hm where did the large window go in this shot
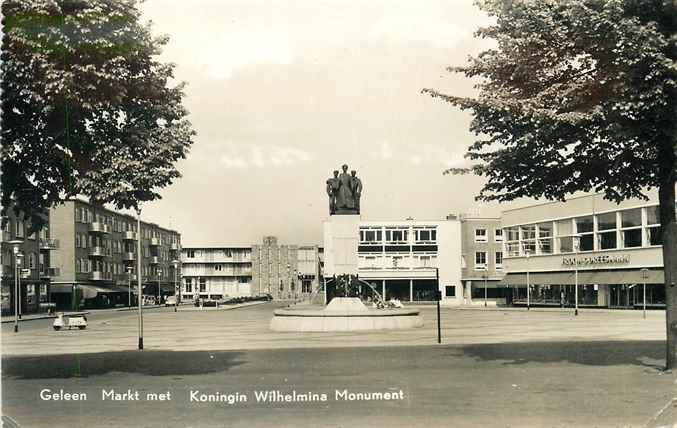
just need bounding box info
[646,206,661,246]
[575,216,594,251]
[597,212,617,250]
[505,242,520,257]
[537,222,553,254]
[621,208,643,248]
[415,228,437,243]
[475,251,487,270]
[360,229,382,243]
[385,228,408,244]
[557,219,574,253]
[520,225,536,255]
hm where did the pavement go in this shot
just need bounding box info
[1,303,675,428]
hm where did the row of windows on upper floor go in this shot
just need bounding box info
[183,249,252,259]
[74,206,179,243]
[2,218,49,240]
[502,205,669,257]
[359,227,438,245]
[75,259,174,277]
[74,234,174,259]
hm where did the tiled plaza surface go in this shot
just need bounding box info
[1,302,667,356]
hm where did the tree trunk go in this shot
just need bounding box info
[660,176,677,370]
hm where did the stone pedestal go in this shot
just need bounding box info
[323,215,359,277]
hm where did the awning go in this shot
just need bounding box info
[49,284,133,297]
[79,284,116,299]
[501,268,664,286]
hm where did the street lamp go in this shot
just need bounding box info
[482,269,488,307]
[126,266,133,307]
[525,248,531,311]
[9,240,23,333]
[641,268,649,319]
[172,259,179,312]
[136,208,143,350]
[157,267,163,305]
[573,234,580,316]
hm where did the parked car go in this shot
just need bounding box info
[164,296,177,306]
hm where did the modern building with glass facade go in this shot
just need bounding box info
[180,247,252,301]
[352,217,463,304]
[501,192,673,308]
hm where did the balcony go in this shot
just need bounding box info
[89,246,108,257]
[122,231,137,241]
[170,243,179,251]
[122,252,136,262]
[90,271,113,281]
[149,238,161,246]
[1,231,11,242]
[40,267,61,278]
[89,222,111,234]
[39,238,60,250]
[149,256,160,265]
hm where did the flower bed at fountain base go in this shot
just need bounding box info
[269,297,423,332]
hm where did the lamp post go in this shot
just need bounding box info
[136,208,143,350]
[157,268,162,305]
[641,268,649,319]
[483,269,488,307]
[573,234,580,316]
[126,266,133,307]
[172,259,179,313]
[525,249,531,311]
[9,240,23,333]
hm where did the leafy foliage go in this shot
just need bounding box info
[424,0,675,204]
[1,0,195,230]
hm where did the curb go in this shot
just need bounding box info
[178,301,269,312]
[1,311,90,324]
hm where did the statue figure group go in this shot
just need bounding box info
[326,164,362,215]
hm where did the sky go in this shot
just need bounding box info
[136,0,511,247]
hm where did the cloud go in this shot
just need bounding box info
[217,144,312,169]
[196,29,295,79]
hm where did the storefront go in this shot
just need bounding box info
[500,193,670,309]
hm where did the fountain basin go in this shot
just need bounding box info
[269,297,423,332]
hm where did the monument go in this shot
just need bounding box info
[269,164,423,332]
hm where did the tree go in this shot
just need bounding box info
[1,0,195,231]
[424,0,676,368]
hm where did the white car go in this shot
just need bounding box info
[53,313,87,331]
[165,296,177,306]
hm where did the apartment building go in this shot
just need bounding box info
[459,216,505,305]
[48,199,181,309]
[180,247,252,300]
[1,207,58,315]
